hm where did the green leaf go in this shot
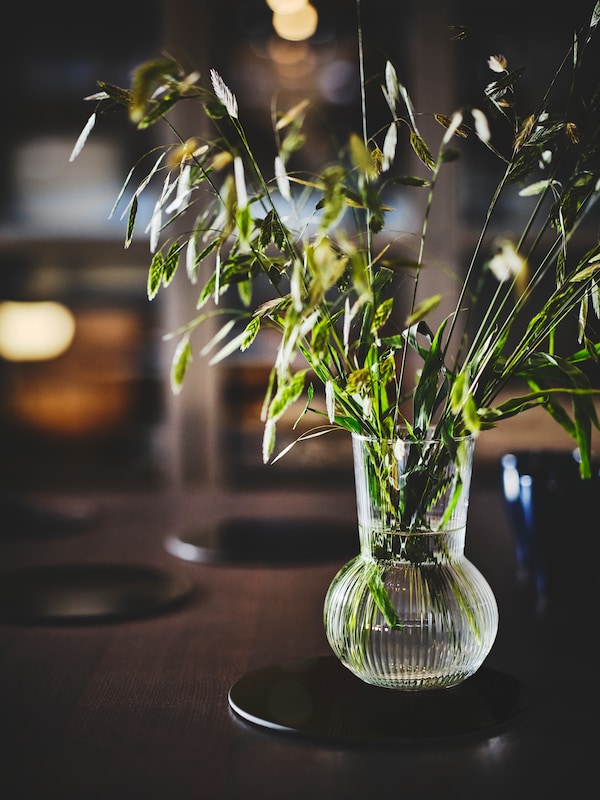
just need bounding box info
[170,334,192,395]
[310,316,330,359]
[380,256,422,271]
[265,372,307,437]
[124,194,138,249]
[96,81,132,107]
[317,165,347,232]
[405,294,442,327]
[349,133,378,179]
[478,393,547,425]
[403,320,436,361]
[237,278,252,307]
[204,99,227,119]
[450,370,469,414]
[365,562,402,630]
[434,113,469,138]
[373,297,393,330]
[392,175,429,187]
[129,57,181,125]
[484,66,524,102]
[147,251,164,300]
[259,209,285,249]
[409,131,436,171]
[570,260,600,283]
[195,238,220,267]
[236,204,252,242]
[262,419,276,463]
[346,366,371,394]
[241,316,260,351]
[364,182,386,233]
[438,475,465,528]
[162,241,181,287]
[440,147,460,163]
[137,94,181,129]
[460,393,480,433]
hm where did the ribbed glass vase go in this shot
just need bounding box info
[324,432,498,690]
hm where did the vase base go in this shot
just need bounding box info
[228,655,530,744]
[347,669,477,691]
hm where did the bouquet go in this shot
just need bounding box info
[70,1,600,499]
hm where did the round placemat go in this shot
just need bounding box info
[229,656,531,744]
[0,563,194,624]
[166,517,357,566]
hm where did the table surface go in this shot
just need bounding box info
[0,478,595,800]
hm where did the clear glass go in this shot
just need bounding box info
[324,432,498,690]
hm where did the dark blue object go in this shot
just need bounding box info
[501,449,599,600]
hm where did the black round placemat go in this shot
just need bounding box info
[165,517,357,565]
[0,563,194,624]
[228,656,531,744]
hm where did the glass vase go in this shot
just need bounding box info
[324,432,498,690]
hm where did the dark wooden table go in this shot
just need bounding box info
[0,479,595,799]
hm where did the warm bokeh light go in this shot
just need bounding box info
[267,37,315,84]
[267,36,311,66]
[0,301,76,361]
[272,4,318,41]
[266,0,308,12]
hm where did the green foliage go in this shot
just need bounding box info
[365,561,402,630]
[170,334,192,395]
[72,1,600,478]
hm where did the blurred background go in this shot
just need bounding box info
[1,0,597,499]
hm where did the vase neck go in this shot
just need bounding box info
[360,527,465,564]
[352,432,474,535]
